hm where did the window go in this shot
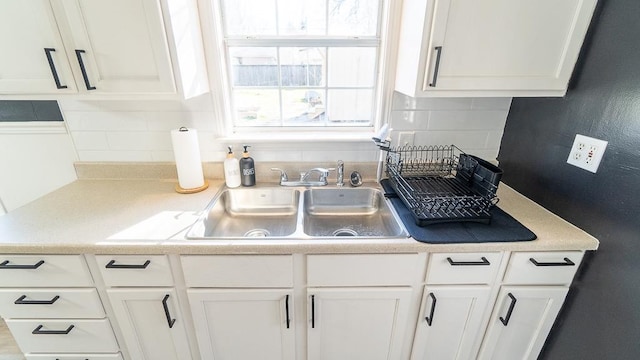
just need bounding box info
[216,0,386,130]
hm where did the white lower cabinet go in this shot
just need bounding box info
[307,287,412,360]
[106,288,193,360]
[478,286,569,360]
[410,285,492,360]
[5,318,119,353]
[187,289,295,360]
[25,355,123,360]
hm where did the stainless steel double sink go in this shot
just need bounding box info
[186,186,407,239]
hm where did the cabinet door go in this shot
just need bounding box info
[187,289,295,360]
[307,287,412,360]
[477,286,569,360]
[423,0,597,93]
[52,0,175,94]
[106,288,192,360]
[0,1,76,94]
[411,285,492,360]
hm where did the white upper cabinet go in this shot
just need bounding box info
[395,0,599,97]
[52,0,176,95]
[0,1,77,94]
[0,0,208,98]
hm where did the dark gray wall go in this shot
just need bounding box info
[498,0,640,358]
[0,101,63,122]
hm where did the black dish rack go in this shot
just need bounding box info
[385,145,503,225]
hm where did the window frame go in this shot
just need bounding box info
[199,0,401,141]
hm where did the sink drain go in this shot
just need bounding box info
[244,229,271,237]
[332,228,359,237]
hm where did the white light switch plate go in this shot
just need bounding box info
[567,134,608,173]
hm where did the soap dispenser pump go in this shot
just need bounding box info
[240,145,256,186]
[223,146,241,188]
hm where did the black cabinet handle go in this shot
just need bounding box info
[311,295,315,329]
[162,294,176,329]
[499,293,517,326]
[15,295,60,305]
[447,257,490,266]
[428,46,443,87]
[105,259,150,269]
[285,294,291,329]
[529,257,575,267]
[43,48,68,89]
[0,260,45,269]
[32,324,74,335]
[74,49,96,90]
[425,292,437,326]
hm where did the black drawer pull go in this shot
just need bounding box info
[32,324,74,335]
[105,259,151,269]
[311,295,315,329]
[285,294,291,329]
[43,48,68,89]
[529,257,575,267]
[0,260,45,269]
[75,49,96,90]
[425,292,437,326]
[15,295,60,305]
[162,294,176,328]
[499,293,517,326]
[447,257,490,266]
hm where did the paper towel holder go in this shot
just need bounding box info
[175,180,209,194]
[171,126,209,194]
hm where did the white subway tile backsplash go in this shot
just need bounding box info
[413,130,490,150]
[391,92,475,110]
[471,97,513,110]
[389,110,429,130]
[77,150,154,162]
[106,132,172,151]
[71,131,109,150]
[59,91,511,164]
[65,111,147,131]
[428,110,508,130]
[145,112,216,132]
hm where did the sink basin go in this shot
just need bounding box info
[186,186,407,240]
[302,188,404,237]
[186,188,300,239]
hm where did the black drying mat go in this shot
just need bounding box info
[381,179,537,244]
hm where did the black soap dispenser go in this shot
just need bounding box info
[240,145,256,186]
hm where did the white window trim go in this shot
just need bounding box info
[197,0,402,142]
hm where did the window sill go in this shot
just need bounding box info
[217,130,376,143]
[0,121,67,134]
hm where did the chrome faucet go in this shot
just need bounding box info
[337,160,344,187]
[271,167,334,186]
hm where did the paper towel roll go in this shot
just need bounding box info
[171,127,205,190]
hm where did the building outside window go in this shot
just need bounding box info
[215,0,387,131]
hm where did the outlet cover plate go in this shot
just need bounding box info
[398,132,415,147]
[567,134,608,173]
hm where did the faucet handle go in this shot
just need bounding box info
[270,168,288,183]
[321,168,335,182]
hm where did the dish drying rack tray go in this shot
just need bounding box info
[385,145,503,225]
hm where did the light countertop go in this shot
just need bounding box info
[0,179,599,254]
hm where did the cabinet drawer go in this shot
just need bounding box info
[0,288,104,319]
[0,255,93,287]
[182,255,293,287]
[503,251,584,285]
[26,354,123,360]
[307,254,419,286]
[427,253,503,284]
[6,318,119,353]
[95,255,173,287]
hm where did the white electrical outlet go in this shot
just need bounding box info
[567,134,608,173]
[398,132,415,147]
